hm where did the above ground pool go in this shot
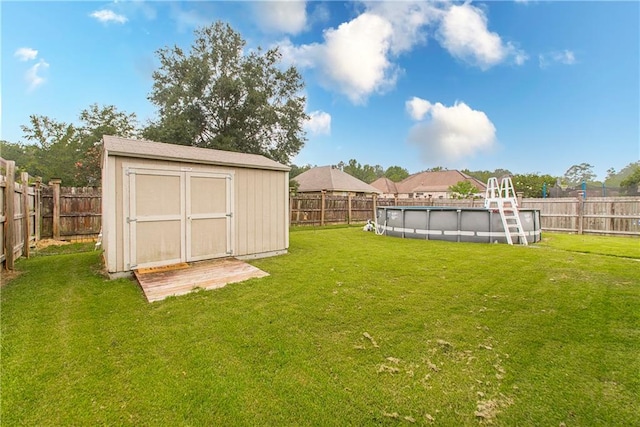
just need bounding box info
[375,206,541,244]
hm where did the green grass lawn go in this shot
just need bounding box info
[2,229,639,426]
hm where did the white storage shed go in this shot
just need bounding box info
[101,136,289,277]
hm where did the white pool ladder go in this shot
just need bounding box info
[484,177,528,245]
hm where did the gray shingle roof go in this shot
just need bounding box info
[395,170,486,194]
[102,135,289,171]
[371,177,398,194]
[293,166,381,194]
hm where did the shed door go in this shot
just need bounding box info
[186,172,232,262]
[127,168,233,270]
[128,169,185,269]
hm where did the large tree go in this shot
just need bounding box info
[337,159,384,183]
[14,104,138,186]
[620,166,640,194]
[76,104,139,185]
[463,168,512,184]
[384,166,409,182]
[605,161,640,187]
[448,180,478,199]
[512,173,557,198]
[145,22,307,164]
[563,163,596,185]
[289,164,313,179]
[0,140,39,175]
[20,115,81,185]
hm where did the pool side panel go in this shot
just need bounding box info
[376,206,541,244]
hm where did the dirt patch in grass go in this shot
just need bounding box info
[36,239,71,249]
[1,269,23,287]
[475,395,514,423]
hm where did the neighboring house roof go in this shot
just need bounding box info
[395,170,487,194]
[371,177,398,194]
[293,166,382,194]
[102,135,289,171]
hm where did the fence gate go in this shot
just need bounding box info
[125,167,233,270]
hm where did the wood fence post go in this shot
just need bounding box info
[321,191,326,226]
[35,177,42,242]
[289,194,293,227]
[4,161,15,270]
[577,195,584,235]
[347,193,352,225]
[21,172,30,258]
[296,197,301,224]
[50,179,61,240]
[372,193,378,222]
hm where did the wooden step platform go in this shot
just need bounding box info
[133,258,269,302]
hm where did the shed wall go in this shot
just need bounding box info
[105,155,288,274]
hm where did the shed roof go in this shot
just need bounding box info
[293,166,382,194]
[102,135,289,171]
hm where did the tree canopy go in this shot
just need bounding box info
[77,104,139,185]
[335,159,384,183]
[144,22,307,164]
[605,161,640,187]
[462,168,512,184]
[512,173,556,198]
[620,166,640,194]
[384,166,410,182]
[563,163,596,185]
[20,115,82,185]
[4,104,138,186]
[448,181,478,199]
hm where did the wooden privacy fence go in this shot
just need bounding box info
[40,181,101,241]
[2,162,639,270]
[291,194,640,236]
[289,194,377,225]
[289,194,497,227]
[1,159,40,270]
[1,158,101,270]
[521,197,640,236]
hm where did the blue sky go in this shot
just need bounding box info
[2,1,638,180]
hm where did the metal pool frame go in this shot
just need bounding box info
[375,206,541,244]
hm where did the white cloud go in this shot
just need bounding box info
[514,50,529,66]
[539,49,576,68]
[553,49,576,65]
[365,1,440,55]
[279,2,525,103]
[436,3,525,70]
[407,98,497,162]
[25,59,49,91]
[90,9,128,24]
[320,13,398,103]
[279,13,398,104]
[305,110,331,136]
[308,2,330,26]
[15,47,38,61]
[278,39,318,69]
[254,1,307,35]
[169,4,211,33]
[406,96,432,121]
[277,2,442,104]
